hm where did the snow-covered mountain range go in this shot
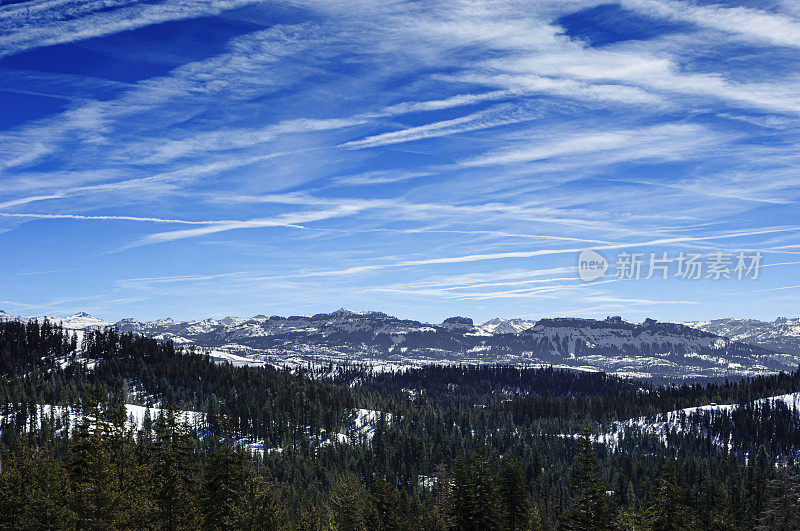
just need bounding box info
[3,309,798,379]
[684,318,800,357]
[0,310,110,330]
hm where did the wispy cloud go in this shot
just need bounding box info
[264,226,800,279]
[0,212,242,224]
[3,0,800,321]
[330,170,434,187]
[377,91,513,115]
[461,123,718,167]
[621,0,800,49]
[0,23,324,171]
[134,117,367,164]
[340,104,537,149]
[129,206,364,247]
[440,72,664,106]
[480,46,800,114]
[582,295,698,305]
[0,0,263,58]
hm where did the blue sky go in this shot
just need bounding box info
[1,0,799,323]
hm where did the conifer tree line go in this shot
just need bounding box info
[2,318,800,529]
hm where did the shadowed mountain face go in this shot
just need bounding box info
[3,309,795,379]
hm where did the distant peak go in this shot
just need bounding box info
[481,317,536,334]
[441,316,474,327]
[324,308,387,318]
[331,308,370,316]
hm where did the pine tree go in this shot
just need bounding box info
[103,393,156,528]
[298,503,338,531]
[0,444,75,529]
[23,446,76,529]
[225,470,286,530]
[123,439,157,529]
[373,412,388,477]
[529,501,544,531]
[68,387,126,528]
[371,477,402,530]
[432,462,451,522]
[329,472,373,531]
[756,466,800,530]
[707,478,736,531]
[450,455,478,530]
[562,427,610,530]
[0,444,29,527]
[613,506,648,530]
[203,442,248,528]
[142,406,153,439]
[419,503,448,531]
[472,448,507,529]
[152,407,203,529]
[501,455,530,531]
[643,461,695,530]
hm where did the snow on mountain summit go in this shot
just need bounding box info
[0,311,110,330]
[52,313,111,330]
[481,318,536,334]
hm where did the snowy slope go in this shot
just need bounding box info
[0,403,203,436]
[0,402,388,456]
[602,392,800,448]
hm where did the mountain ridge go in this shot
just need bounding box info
[684,317,800,355]
[4,309,797,380]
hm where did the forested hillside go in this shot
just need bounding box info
[2,319,800,529]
